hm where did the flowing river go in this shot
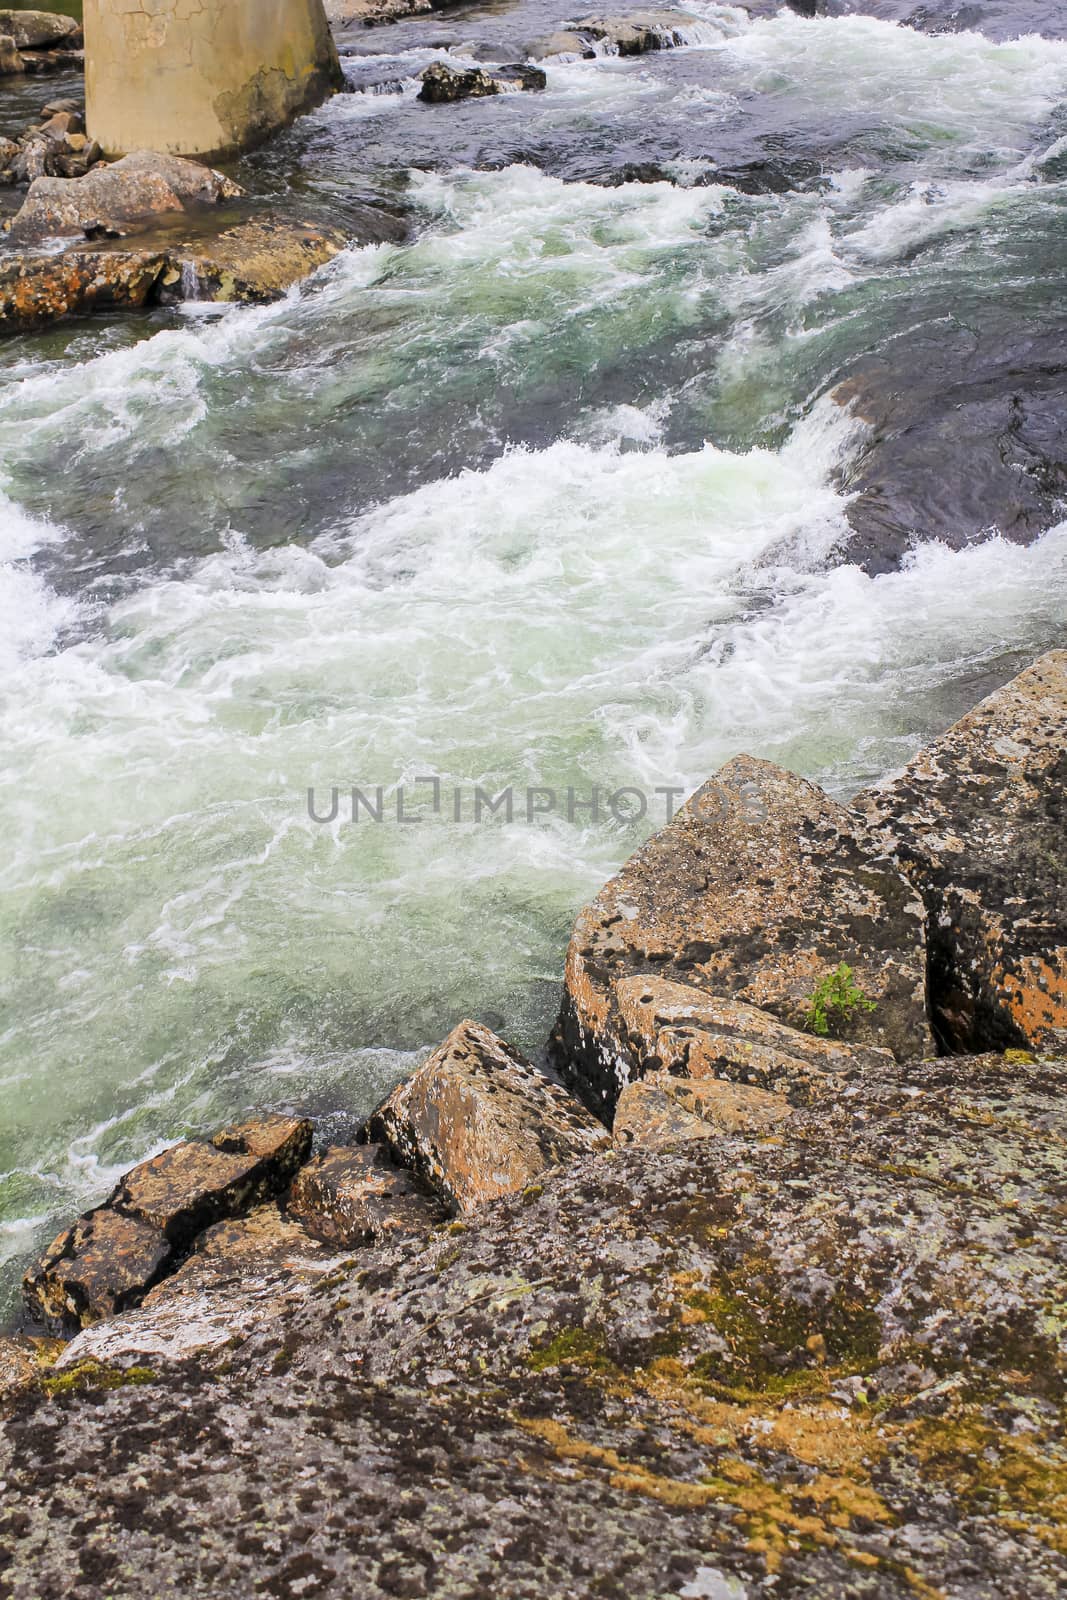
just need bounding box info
[0,0,1065,1322]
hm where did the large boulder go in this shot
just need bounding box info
[288,1144,445,1246]
[553,755,930,1118]
[23,1114,312,1333]
[0,8,80,50]
[7,150,242,244]
[0,249,166,331]
[158,217,351,303]
[857,649,1067,1052]
[365,1020,611,1212]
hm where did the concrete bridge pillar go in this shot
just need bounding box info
[83,0,343,161]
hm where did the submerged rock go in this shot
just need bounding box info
[418,60,547,101]
[7,150,243,244]
[23,1114,312,1333]
[553,753,930,1118]
[366,1019,611,1211]
[857,648,1067,1053]
[288,1143,445,1246]
[157,217,351,303]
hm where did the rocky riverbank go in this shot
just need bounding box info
[0,648,1063,1597]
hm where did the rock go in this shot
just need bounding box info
[366,1020,611,1212]
[53,1204,341,1367]
[23,1114,312,1332]
[566,10,701,54]
[553,754,931,1119]
[24,1207,173,1334]
[614,1071,794,1147]
[610,976,893,1101]
[3,1050,1066,1598]
[0,30,22,73]
[857,649,1067,1053]
[8,150,243,244]
[526,29,597,59]
[417,60,547,103]
[325,0,433,21]
[288,1144,446,1246]
[0,134,19,175]
[0,249,167,332]
[0,8,80,50]
[157,217,350,304]
[0,1337,37,1409]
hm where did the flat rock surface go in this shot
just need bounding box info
[554,755,930,1117]
[7,150,242,243]
[857,649,1067,1052]
[2,1051,1064,1599]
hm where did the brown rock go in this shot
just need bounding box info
[552,754,930,1118]
[24,1208,173,1333]
[112,1114,313,1242]
[159,216,351,304]
[613,1070,792,1148]
[23,1115,312,1332]
[0,9,80,50]
[568,11,701,54]
[366,1021,611,1213]
[857,649,1067,1053]
[526,30,597,59]
[8,150,242,244]
[289,1144,446,1247]
[0,250,166,333]
[612,976,893,1100]
[0,1336,37,1408]
[0,31,23,74]
[418,61,547,103]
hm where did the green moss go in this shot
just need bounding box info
[521,1184,545,1206]
[42,1360,156,1397]
[526,1326,614,1373]
[686,1274,882,1394]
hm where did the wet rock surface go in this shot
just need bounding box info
[2,1049,1065,1598]
[0,248,167,329]
[566,10,705,54]
[6,149,243,244]
[367,1019,611,1211]
[418,60,547,101]
[553,754,930,1118]
[857,648,1067,1053]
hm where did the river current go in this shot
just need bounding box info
[0,0,1065,1321]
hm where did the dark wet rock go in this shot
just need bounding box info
[418,60,547,102]
[857,649,1067,1053]
[7,150,243,244]
[288,1143,446,1245]
[0,8,80,51]
[567,10,704,54]
[552,754,930,1119]
[2,1050,1065,1598]
[0,249,167,332]
[835,332,1067,574]
[23,1115,312,1332]
[613,1071,793,1147]
[366,1019,611,1211]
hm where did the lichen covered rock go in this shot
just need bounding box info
[366,1019,611,1212]
[23,1114,312,1332]
[288,1143,445,1246]
[0,249,166,330]
[2,1051,1065,1598]
[157,216,351,303]
[554,755,930,1117]
[857,649,1067,1053]
[614,1071,793,1147]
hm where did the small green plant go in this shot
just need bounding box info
[803,962,876,1037]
